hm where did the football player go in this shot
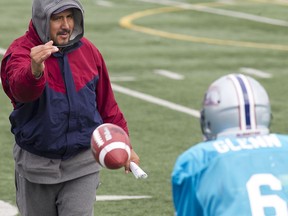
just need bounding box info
[171,73,288,216]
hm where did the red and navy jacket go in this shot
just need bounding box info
[1,21,128,159]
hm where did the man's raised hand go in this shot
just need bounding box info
[30,40,59,78]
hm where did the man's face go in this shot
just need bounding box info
[49,9,74,46]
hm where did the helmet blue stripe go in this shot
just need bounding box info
[236,75,251,129]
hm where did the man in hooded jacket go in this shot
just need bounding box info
[0,0,140,215]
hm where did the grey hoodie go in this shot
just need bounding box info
[32,0,84,47]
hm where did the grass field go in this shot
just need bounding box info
[1,0,288,215]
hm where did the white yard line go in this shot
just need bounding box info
[140,0,288,27]
[0,47,6,55]
[110,76,136,82]
[154,69,184,80]
[239,67,273,78]
[217,0,237,4]
[0,195,151,215]
[94,0,113,7]
[112,83,200,118]
[253,0,288,5]
[0,47,5,84]
[0,200,18,216]
[97,195,152,201]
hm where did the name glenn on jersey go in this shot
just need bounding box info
[213,134,281,153]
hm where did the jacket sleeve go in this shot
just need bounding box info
[94,50,129,136]
[3,45,46,104]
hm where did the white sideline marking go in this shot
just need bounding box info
[0,200,18,216]
[94,0,113,7]
[217,0,236,4]
[239,67,273,78]
[140,0,288,27]
[154,69,184,80]
[0,47,6,55]
[0,196,151,214]
[110,76,136,82]
[97,195,152,201]
[112,83,200,118]
[0,48,6,84]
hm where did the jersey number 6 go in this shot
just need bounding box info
[246,173,288,216]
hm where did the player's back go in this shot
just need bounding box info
[172,133,288,216]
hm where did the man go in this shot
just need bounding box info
[171,74,288,216]
[1,0,139,215]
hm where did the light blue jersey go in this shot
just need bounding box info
[171,134,288,216]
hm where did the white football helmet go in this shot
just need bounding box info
[200,73,271,140]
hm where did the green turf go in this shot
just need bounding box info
[1,0,288,215]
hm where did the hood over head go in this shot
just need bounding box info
[32,0,84,47]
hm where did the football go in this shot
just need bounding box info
[91,123,131,169]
